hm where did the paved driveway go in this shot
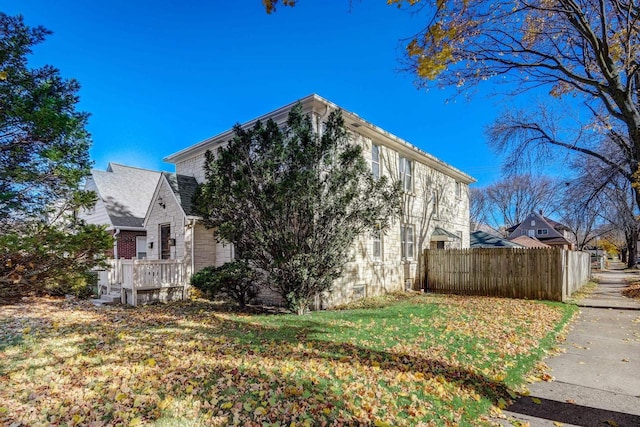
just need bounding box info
[500,266,640,427]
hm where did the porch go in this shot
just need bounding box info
[96,259,189,306]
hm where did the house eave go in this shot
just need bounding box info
[163,94,476,184]
[107,226,146,232]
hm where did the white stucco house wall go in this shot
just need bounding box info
[144,94,475,307]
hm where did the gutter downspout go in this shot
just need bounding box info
[110,228,121,298]
[190,218,196,279]
[113,228,121,260]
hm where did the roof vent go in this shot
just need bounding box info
[350,122,362,128]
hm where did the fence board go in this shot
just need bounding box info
[423,248,590,302]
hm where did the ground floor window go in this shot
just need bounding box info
[136,236,147,259]
[401,224,414,260]
[372,228,382,260]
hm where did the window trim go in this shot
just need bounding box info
[136,236,147,260]
[399,155,412,192]
[372,227,382,261]
[401,224,415,260]
[160,224,171,260]
[432,191,439,218]
[372,144,380,180]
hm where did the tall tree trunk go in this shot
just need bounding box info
[626,226,639,269]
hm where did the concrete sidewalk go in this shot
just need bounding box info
[499,266,640,427]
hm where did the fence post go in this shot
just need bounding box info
[132,260,138,307]
[422,249,429,291]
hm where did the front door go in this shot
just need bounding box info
[160,224,171,259]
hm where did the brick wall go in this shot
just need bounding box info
[115,230,147,259]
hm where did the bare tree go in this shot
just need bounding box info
[472,174,560,233]
[570,154,639,264]
[599,179,639,267]
[469,187,488,232]
[558,178,610,251]
[263,0,640,209]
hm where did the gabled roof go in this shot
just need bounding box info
[90,163,162,228]
[470,231,523,248]
[431,227,461,242]
[509,235,551,248]
[163,172,199,216]
[506,211,569,233]
[163,94,475,185]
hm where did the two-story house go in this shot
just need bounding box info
[506,211,573,249]
[143,94,475,307]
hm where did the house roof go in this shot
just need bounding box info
[537,236,572,246]
[509,235,551,248]
[506,211,569,233]
[163,94,475,185]
[163,172,199,216]
[470,231,523,248]
[91,163,162,228]
[431,227,461,242]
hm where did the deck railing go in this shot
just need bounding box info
[97,259,188,306]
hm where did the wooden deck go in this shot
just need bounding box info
[97,259,188,306]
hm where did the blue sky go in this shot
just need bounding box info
[7,1,509,187]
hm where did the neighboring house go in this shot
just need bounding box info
[470,230,523,248]
[145,94,475,307]
[509,235,551,248]
[79,163,162,259]
[506,211,573,249]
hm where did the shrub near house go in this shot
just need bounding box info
[194,105,403,314]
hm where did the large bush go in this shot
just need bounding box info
[190,261,258,308]
[194,105,402,314]
[0,14,111,300]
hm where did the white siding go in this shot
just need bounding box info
[79,177,112,227]
[163,97,473,307]
[145,179,186,261]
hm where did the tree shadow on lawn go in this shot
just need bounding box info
[1,299,511,424]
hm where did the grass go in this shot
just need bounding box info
[565,281,597,304]
[0,293,576,426]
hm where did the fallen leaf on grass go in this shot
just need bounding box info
[0,295,574,426]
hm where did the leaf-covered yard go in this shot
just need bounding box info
[0,293,575,426]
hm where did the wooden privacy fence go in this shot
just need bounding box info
[97,259,188,306]
[422,248,591,302]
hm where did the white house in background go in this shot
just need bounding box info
[144,94,475,308]
[80,163,162,260]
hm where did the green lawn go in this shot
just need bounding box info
[0,293,575,426]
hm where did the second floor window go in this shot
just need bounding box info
[537,228,548,235]
[399,156,412,192]
[372,144,380,179]
[455,181,462,199]
[432,191,439,218]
